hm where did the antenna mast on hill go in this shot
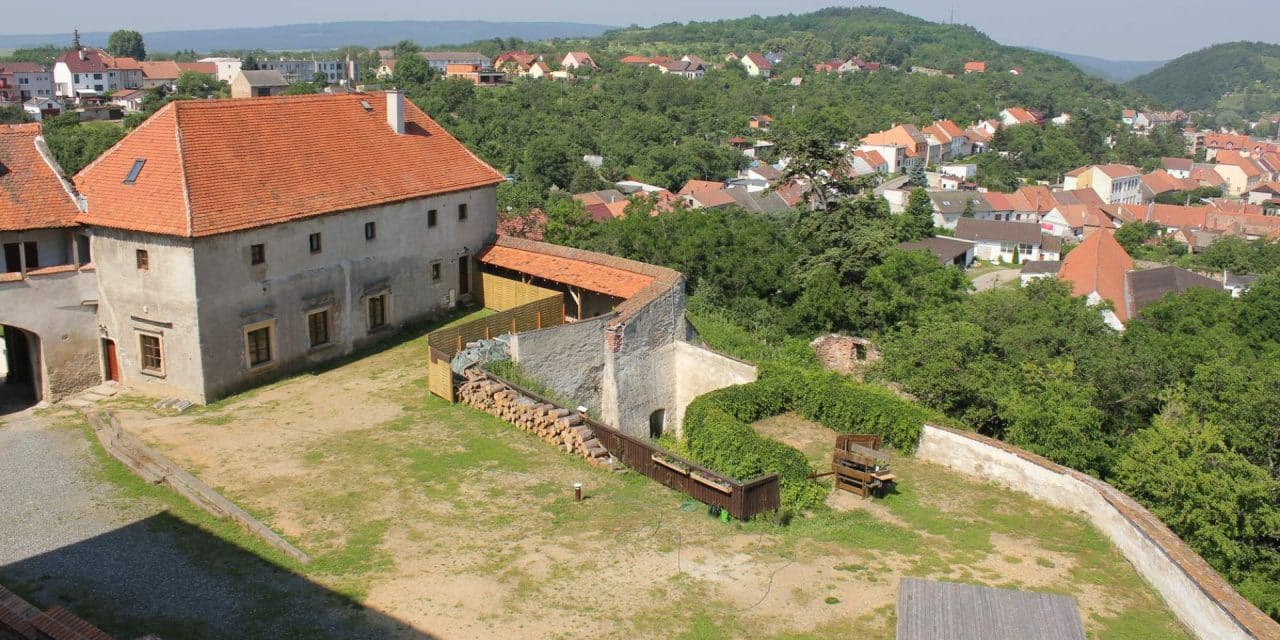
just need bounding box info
[950,7,955,25]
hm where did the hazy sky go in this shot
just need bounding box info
[4,1,1277,60]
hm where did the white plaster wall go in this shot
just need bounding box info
[916,425,1267,640]
[672,340,757,436]
[509,315,609,412]
[91,229,205,402]
[0,269,100,401]
[600,283,685,438]
[192,187,497,400]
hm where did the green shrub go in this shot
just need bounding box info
[679,364,935,511]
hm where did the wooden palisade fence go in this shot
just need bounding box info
[465,369,781,520]
[427,275,563,402]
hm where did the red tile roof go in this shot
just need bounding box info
[1057,230,1134,321]
[1216,153,1265,177]
[1095,164,1140,179]
[75,92,503,237]
[478,244,655,299]
[496,208,547,241]
[139,61,217,80]
[1002,107,1037,124]
[677,180,724,197]
[0,62,45,73]
[620,55,651,65]
[743,53,772,70]
[55,49,139,73]
[0,124,81,232]
[964,61,986,72]
[1190,166,1227,187]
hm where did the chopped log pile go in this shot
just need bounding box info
[459,369,615,469]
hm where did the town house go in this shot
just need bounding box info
[73,91,504,403]
[52,48,142,102]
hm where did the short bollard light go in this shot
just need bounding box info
[574,482,583,502]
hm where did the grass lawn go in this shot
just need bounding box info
[95,319,1191,639]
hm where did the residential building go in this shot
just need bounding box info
[418,52,491,73]
[230,70,288,98]
[1213,153,1267,196]
[1071,164,1142,204]
[1019,260,1061,285]
[741,53,772,78]
[71,91,504,403]
[964,61,986,73]
[561,52,598,70]
[1140,169,1197,202]
[1041,204,1110,239]
[0,69,14,103]
[928,191,992,230]
[52,48,143,102]
[111,89,146,112]
[999,107,1040,127]
[1161,157,1193,179]
[954,218,1062,263]
[859,124,929,173]
[750,115,773,130]
[620,55,652,66]
[22,97,63,122]
[138,61,218,89]
[0,123,98,405]
[897,237,974,268]
[199,57,243,84]
[651,60,704,79]
[0,63,55,101]
[444,63,506,86]
[1057,231,1220,329]
[256,58,352,85]
[923,120,970,160]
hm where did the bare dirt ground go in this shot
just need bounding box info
[109,335,1191,639]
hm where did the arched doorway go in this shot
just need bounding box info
[1,325,42,412]
[649,409,666,439]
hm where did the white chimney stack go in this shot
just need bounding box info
[387,90,405,135]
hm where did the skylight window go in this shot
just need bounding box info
[123,159,145,185]
[359,100,373,112]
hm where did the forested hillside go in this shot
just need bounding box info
[1129,41,1280,117]
[407,8,1151,193]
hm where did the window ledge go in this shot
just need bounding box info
[308,342,338,354]
[139,368,166,380]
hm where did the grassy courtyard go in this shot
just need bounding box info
[86,316,1191,639]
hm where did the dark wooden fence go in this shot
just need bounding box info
[486,372,781,520]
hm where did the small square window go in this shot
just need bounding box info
[458,203,468,221]
[140,334,163,372]
[135,249,149,271]
[430,262,441,282]
[364,221,376,241]
[307,309,331,348]
[309,232,322,254]
[367,294,388,331]
[250,243,265,265]
[427,209,438,228]
[246,325,273,367]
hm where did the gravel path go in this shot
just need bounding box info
[0,407,424,639]
[970,268,1022,292]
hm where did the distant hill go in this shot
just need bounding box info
[0,21,614,53]
[1023,47,1166,83]
[1128,41,1280,115]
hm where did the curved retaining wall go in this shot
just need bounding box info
[916,424,1279,640]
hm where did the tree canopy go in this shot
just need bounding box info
[106,29,147,61]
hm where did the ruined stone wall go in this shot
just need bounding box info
[917,424,1279,640]
[811,335,881,374]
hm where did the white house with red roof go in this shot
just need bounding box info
[72,91,504,403]
[560,52,598,70]
[999,107,1041,127]
[0,62,55,101]
[52,48,143,102]
[741,53,772,78]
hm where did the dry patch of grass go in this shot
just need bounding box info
[109,323,1192,639]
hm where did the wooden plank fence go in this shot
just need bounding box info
[427,275,564,403]
[485,371,781,520]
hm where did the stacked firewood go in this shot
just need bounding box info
[459,369,614,469]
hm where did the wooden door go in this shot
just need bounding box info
[103,339,119,382]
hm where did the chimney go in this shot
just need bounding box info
[387,90,405,135]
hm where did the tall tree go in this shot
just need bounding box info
[391,53,432,92]
[899,187,935,241]
[106,29,146,60]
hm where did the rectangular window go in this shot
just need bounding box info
[458,203,468,220]
[123,159,145,184]
[427,209,438,227]
[307,309,330,348]
[250,243,265,265]
[367,294,388,330]
[309,232,322,254]
[246,326,273,367]
[93,73,102,80]
[430,261,441,282]
[364,221,376,240]
[135,249,149,270]
[140,334,163,372]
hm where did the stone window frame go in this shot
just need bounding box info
[137,330,165,378]
[306,306,333,350]
[365,290,391,334]
[243,318,277,370]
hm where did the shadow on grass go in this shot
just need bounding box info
[0,512,438,640]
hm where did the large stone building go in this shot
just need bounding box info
[2,91,503,406]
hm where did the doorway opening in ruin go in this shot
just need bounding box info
[649,409,665,439]
[1,325,41,412]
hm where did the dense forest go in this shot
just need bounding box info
[1129,41,1280,119]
